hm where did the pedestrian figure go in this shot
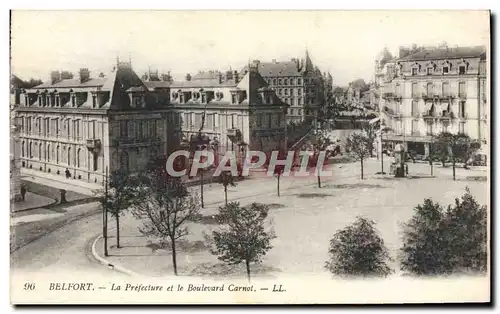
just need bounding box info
[65,168,71,179]
[20,185,26,201]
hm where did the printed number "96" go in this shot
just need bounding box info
[23,283,35,291]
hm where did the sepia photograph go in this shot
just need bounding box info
[9,9,490,304]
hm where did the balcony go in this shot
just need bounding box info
[86,139,101,153]
[382,92,403,100]
[86,139,101,149]
[438,111,454,120]
[422,110,436,120]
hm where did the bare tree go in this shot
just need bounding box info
[345,133,371,179]
[209,202,276,282]
[133,173,202,275]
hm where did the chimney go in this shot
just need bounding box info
[234,70,239,83]
[50,71,61,85]
[249,60,260,73]
[162,71,172,82]
[60,71,73,80]
[186,73,192,81]
[79,68,90,83]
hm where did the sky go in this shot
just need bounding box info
[10,10,490,86]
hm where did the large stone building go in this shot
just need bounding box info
[377,44,488,157]
[167,61,288,165]
[15,60,171,185]
[241,50,332,124]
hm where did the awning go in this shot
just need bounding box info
[369,117,380,125]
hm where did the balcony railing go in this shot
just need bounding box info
[438,111,454,120]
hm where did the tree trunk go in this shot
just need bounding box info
[224,185,228,206]
[171,238,178,276]
[452,159,456,181]
[317,174,321,188]
[115,214,120,248]
[360,158,364,180]
[277,175,280,197]
[245,259,251,283]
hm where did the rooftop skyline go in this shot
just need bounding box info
[11,10,489,86]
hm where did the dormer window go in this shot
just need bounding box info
[231,94,237,104]
[443,66,449,74]
[201,94,206,103]
[92,95,97,108]
[172,92,179,100]
[459,66,466,75]
[215,91,223,100]
[426,68,432,75]
[411,68,417,76]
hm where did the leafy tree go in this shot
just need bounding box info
[399,199,449,275]
[310,131,333,188]
[325,217,392,277]
[102,168,139,249]
[345,133,371,179]
[434,132,478,180]
[218,170,236,206]
[440,189,487,273]
[133,172,201,275]
[362,124,377,158]
[209,202,276,282]
[400,189,487,275]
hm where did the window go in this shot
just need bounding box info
[412,120,418,135]
[285,89,289,96]
[56,145,59,163]
[71,96,76,107]
[442,123,448,133]
[459,122,465,134]
[55,97,60,107]
[278,89,282,96]
[412,101,418,116]
[138,121,143,138]
[442,66,449,74]
[459,101,466,118]
[284,79,288,85]
[150,120,157,137]
[273,79,277,85]
[231,94,237,104]
[427,68,432,75]
[442,82,450,96]
[459,66,466,75]
[76,120,80,139]
[459,82,466,97]
[426,123,433,136]
[411,82,418,97]
[93,153,98,171]
[29,142,33,158]
[47,144,50,162]
[67,147,71,165]
[77,148,81,168]
[297,78,302,85]
[426,83,433,96]
[278,79,283,85]
[201,94,206,103]
[290,78,294,85]
[411,68,417,76]
[120,120,128,137]
[21,141,25,157]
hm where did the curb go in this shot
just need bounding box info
[91,232,140,277]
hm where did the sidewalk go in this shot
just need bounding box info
[11,192,56,213]
[21,168,101,196]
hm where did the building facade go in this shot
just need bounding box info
[167,62,288,165]
[241,50,331,124]
[378,44,488,156]
[15,60,171,185]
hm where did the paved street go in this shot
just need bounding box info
[10,157,487,281]
[93,158,488,279]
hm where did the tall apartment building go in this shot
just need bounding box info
[241,50,332,124]
[15,60,171,185]
[377,44,488,157]
[167,61,288,164]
